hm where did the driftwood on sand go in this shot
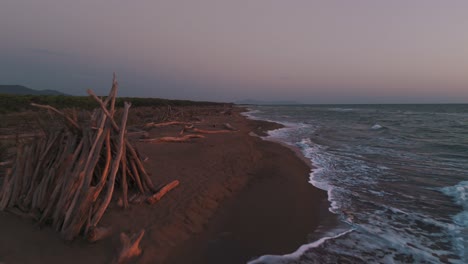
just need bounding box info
[139,134,205,143]
[147,180,180,204]
[144,121,193,128]
[0,75,178,247]
[116,230,145,264]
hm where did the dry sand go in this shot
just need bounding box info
[0,107,330,264]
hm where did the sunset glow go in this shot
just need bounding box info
[1,0,468,103]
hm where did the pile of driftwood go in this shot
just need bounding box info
[0,77,178,246]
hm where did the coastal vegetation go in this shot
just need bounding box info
[0,93,224,114]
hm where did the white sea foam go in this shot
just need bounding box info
[266,121,310,139]
[296,138,342,214]
[241,109,263,120]
[247,229,354,264]
[442,181,468,210]
[243,105,467,263]
[441,181,468,262]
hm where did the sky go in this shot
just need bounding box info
[1,0,468,103]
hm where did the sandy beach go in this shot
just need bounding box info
[0,106,329,264]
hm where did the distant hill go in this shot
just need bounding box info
[0,85,66,96]
[235,99,300,105]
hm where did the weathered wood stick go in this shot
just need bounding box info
[121,143,129,209]
[24,132,62,206]
[0,168,14,210]
[144,121,193,128]
[52,139,85,228]
[61,170,86,232]
[189,128,233,134]
[109,73,117,115]
[92,130,112,199]
[38,160,70,225]
[103,73,118,107]
[146,180,180,204]
[129,159,146,193]
[62,187,96,240]
[139,134,205,143]
[223,123,237,131]
[116,230,145,264]
[30,103,80,130]
[90,102,131,228]
[125,141,156,192]
[8,144,25,208]
[87,89,120,131]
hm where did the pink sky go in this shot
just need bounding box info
[1,0,468,103]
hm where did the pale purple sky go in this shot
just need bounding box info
[1,0,468,103]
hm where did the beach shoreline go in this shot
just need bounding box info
[166,108,333,263]
[0,105,332,264]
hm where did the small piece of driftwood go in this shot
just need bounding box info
[147,180,180,204]
[190,128,232,134]
[139,134,204,143]
[223,123,237,131]
[144,121,193,128]
[117,230,145,264]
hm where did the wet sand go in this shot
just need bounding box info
[0,106,330,264]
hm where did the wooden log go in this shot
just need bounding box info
[144,121,193,128]
[146,180,179,204]
[52,139,85,229]
[59,136,92,229]
[92,130,112,198]
[129,159,146,193]
[61,170,86,232]
[90,102,131,228]
[8,144,25,208]
[120,143,129,209]
[139,134,204,143]
[189,128,233,134]
[32,132,70,210]
[223,123,237,131]
[62,122,109,238]
[125,141,156,192]
[0,167,14,210]
[87,89,120,131]
[116,230,145,264]
[81,114,108,189]
[62,188,96,240]
[38,156,71,225]
[109,73,117,115]
[24,132,62,207]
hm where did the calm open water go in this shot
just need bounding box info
[244,104,468,264]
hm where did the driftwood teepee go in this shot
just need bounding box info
[0,76,169,242]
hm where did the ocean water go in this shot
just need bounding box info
[243,104,468,264]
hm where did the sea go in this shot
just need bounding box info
[243,104,467,264]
